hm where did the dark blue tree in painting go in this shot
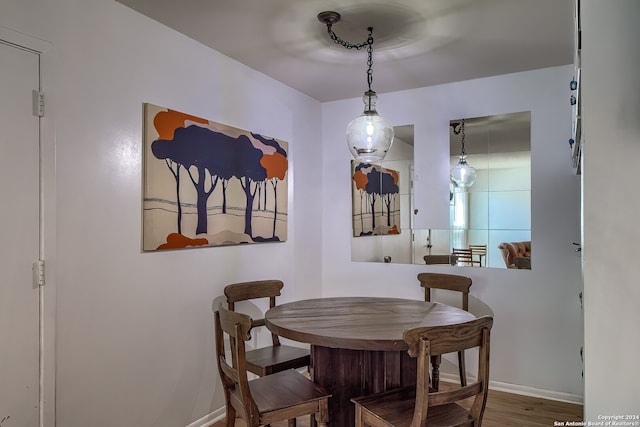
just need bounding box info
[231,134,267,237]
[211,139,237,215]
[364,167,383,231]
[380,170,399,226]
[153,125,228,235]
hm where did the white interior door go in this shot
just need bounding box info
[0,41,41,426]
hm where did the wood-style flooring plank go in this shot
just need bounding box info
[214,385,583,427]
[468,388,583,427]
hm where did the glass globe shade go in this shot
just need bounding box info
[450,156,477,187]
[346,91,394,164]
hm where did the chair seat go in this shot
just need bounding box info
[352,386,474,427]
[230,369,329,414]
[246,345,311,376]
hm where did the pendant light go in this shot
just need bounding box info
[318,11,394,164]
[450,119,477,187]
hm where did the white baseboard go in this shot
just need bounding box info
[439,372,584,405]
[186,407,226,427]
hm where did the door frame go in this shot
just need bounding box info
[0,25,56,427]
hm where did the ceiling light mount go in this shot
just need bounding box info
[318,10,394,164]
[317,11,341,26]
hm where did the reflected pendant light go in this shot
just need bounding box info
[450,119,477,187]
[318,11,394,164]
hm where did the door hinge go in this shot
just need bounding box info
[32,89,44,117]
[32,260,45,288]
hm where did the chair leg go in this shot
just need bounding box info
[458,350,467,387]
[354,405,363,427]
[430,354,442,391]
[225,403,236,427]
[288,418,296,427]
[316,398,329,427]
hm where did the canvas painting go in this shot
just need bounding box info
[143,103,288,251]
[351,161,400,237]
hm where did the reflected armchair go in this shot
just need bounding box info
[498,241,531,269]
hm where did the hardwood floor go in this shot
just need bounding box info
[467,388,583,427]
[215,385,583,427]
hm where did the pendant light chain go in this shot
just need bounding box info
[453,119,467,157]
[325,23,371,50]
[460,119,467,156]
[366,28,374,92]
[325,24,375,92]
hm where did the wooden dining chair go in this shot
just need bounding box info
[215,305,330,427]
[351,316,493,427]
[451,248,478,266]
[417,272,472,390]
[469,244,487,267]
[224,280,311,377]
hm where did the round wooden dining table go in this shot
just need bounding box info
[265,297,476,427]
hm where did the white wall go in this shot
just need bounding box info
[581,0,640,419]
[1,0,323,426]
[322,66,585,400]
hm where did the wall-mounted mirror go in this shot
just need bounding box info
[351,125,414,264]
[351,112,531,269]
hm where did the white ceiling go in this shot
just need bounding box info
[114,0,575,102]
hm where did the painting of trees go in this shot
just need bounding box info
[351,161,400,237]
[142,103,288,251]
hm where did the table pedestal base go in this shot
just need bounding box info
[310,346,416,427]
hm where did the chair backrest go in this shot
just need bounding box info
[468,244,486,256]
[451,248,475,266]
[224,279,284,346]
[469,244,487,266]
[417,272,472,311]
[423,254,458,265]
[214,305,259,421]
[403,316,493,426]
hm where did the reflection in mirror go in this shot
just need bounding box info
[448,111,531,269]
[351,113,531,270]
[351,125,414,263]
